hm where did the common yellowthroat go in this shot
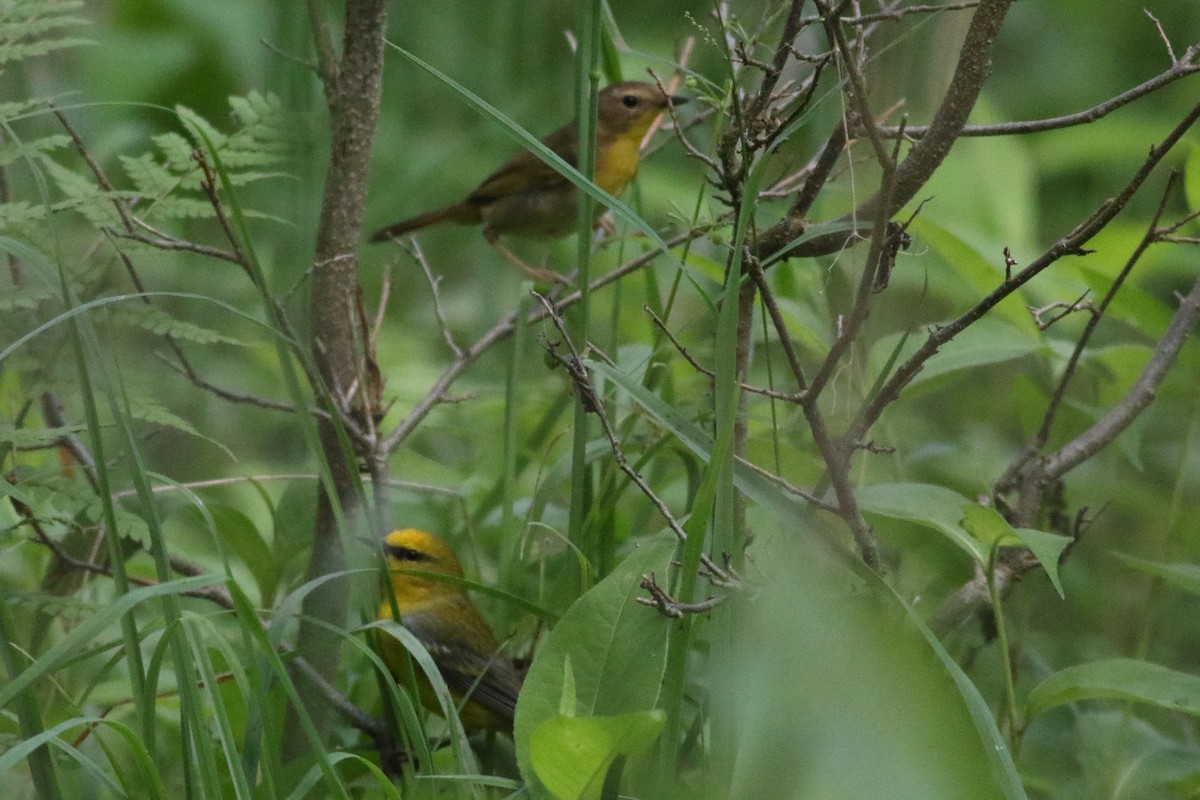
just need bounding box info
[378,528,524,733]
[369,81,687,282]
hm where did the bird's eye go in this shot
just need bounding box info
[622,94,639,108]
[389,545,426,562]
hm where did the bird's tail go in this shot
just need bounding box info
[368,202,481,243]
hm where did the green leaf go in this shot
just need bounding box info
[728,531,1026,800]
[1185,144,1200,227]
[960,503,1017,548]
[959,505,1070,597]
[1113,553,1200,597]
[1026,658,1200,720]
[108,303,243,346]
[0,134,70,168]
[0,574,225,708]
[1009,526,1070,598]
[0,421,83,448]
[530,710,665,800]
[856,483,985,561]
[585,360,815,531]
[120,152,179,196]
[868,317,1045,390]
[514,531,676,788]
[128,398,234,460]
[559,656,577,718]
[178,504,279,604]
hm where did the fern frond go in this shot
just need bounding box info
[108,303,245,346]
[0,0,90,67]
[110,92,301,223]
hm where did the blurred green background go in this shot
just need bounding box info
[4,1,1200,798]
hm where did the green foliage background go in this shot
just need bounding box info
[2,1,1200,799]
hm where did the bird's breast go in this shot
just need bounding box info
[594,134,641,196]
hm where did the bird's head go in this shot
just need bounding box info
[596,81,688,140]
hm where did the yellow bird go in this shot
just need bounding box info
[369,81,686,281]
[378,528,523,733]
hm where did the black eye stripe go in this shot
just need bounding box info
[388,545,428,562]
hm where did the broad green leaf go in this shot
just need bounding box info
[1010,526,1070,598]
[727,531,1024,800]
[531,710,665,800]
[905,218,1035,330]
[856,483,985,561]
[178,504,278,604]
[959,505,1069,597]
[960,503,1017,548]
[1027,658,1200,720]
[867,317,1045,390]
[514,531,675,788]
[1113,553,1200,597]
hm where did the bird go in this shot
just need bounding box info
[368,81,687,282]
[377,528,524,733]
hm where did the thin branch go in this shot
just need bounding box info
[1027,293,1096,330]
[1033,174,1178,454]
[290,653,389,740]
[380,227,709,454]
[645,306,802,402]
[637,572,727,618]
[848,101,1200,448]
[641,36,695,151]
[755,0,1015,262]
[789,121,847,220]
[112,224,242,265]
[883,44,1200,139]
[813,0,891,169]
[155,351,320,417]
[1144,9,1177,64]
[809,1,982,26]
[533,293,737,587]
[1041,240,1200,481]
[406,240,462,358]
[26,517,234,608]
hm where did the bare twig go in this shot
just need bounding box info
[809,2,983,26]
[814,0,891,169]
[381,227,709,454]
[883,45,1200,140]
[26,517,234,608]
[1040,224,1200,483]
[532,292,737,587]
[405,240,463,358]
[637,572,727,618]
[1027,293,1096,331]
[645,306,802,402]
[848,102,1200,449]
[112,224,242,265]
[756,0,1015,262]
[997,172,1182,507]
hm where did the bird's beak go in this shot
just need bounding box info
[668,95,690,107]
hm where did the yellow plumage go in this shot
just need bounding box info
[377,528,523,733]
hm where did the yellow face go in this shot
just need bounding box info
[595,81,684,141]
[383,528,464,606]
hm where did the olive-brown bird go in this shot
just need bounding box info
[378,528,524,733]
[369,81,686,281]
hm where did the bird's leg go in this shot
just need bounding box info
[593,211,616,238]
[489,238,571,285]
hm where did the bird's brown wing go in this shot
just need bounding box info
[467,121,579,205]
